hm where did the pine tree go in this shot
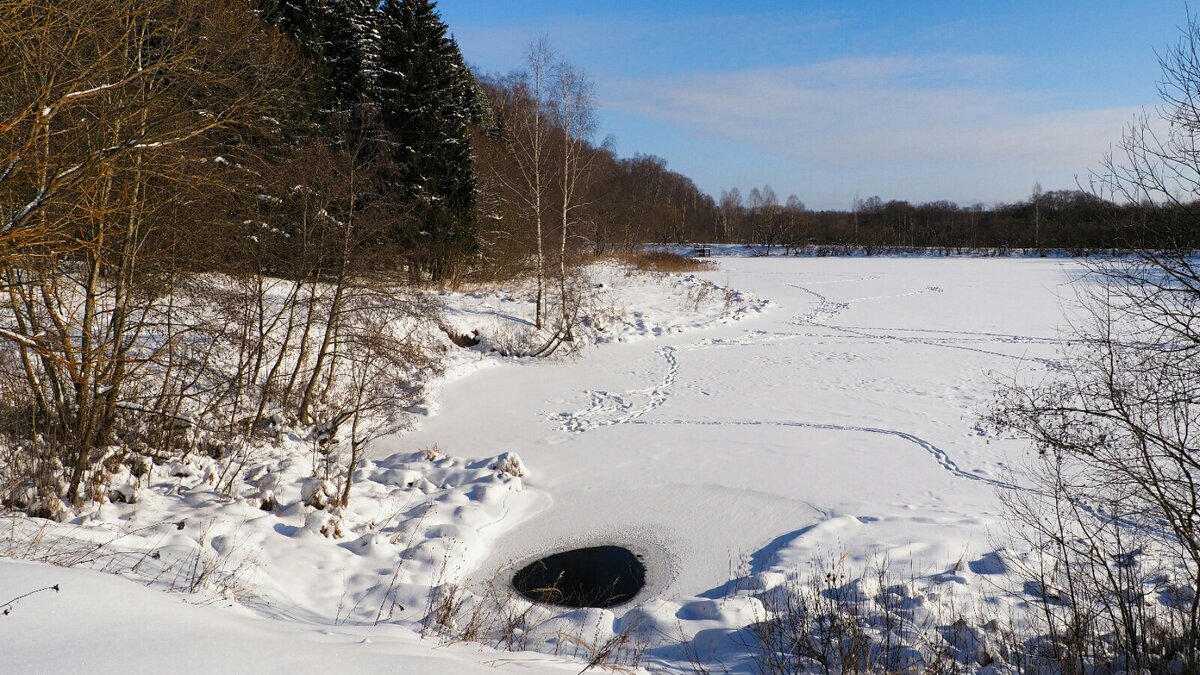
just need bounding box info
[378,0,479,278]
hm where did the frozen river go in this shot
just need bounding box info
[396,257,1081,618]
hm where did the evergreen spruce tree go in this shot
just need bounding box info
[378,0,479,278]
[255,0,315,47]
[260,0,485,278]
[315,0,381,115]
[259,0,380,118]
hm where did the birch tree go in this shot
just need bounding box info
[491,39,556,329]
[547,57,596,336]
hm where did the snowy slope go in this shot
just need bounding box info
[0,559,580,674]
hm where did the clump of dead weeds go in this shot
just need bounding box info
[614,251,717,273]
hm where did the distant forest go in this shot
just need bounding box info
[701,187,1200,255]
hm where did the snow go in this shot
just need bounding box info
[0,560,579,674]
[0,256,1085,672]
[396,256,1081,669]
[408,257,1072,579]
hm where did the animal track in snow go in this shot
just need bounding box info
[632,418,1019,491]
[843,286,944,303]
[838,325,1064,345]
[555,280,1060,434]
[779,283,1064,366]
[787,284,849,326]
[828,325,1063,367]
[557,346,680,432]
[786,282,945,327]
[554,276,1058,477]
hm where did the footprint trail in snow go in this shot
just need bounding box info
[553,275,1059,489]
[557,345,680,432]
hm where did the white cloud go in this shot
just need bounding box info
[605,56,1145,175]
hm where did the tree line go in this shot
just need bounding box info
[706,185,1200,255]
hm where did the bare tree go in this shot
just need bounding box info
[547,56,596,338]
[991,14,1200,671]
[783,195,807,254]
[719,188,743,243]
[0,0,301,504]
[1032,181,1044,253]
[749,185,788,254]
[487,39,555,329]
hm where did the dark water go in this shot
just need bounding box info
[512,546,646,608]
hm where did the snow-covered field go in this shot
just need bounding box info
[0,256,1084,673]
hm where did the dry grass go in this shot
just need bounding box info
[687,553,989,675]
[421,561,648,673]
[613,251,717,273]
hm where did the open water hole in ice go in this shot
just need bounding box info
[512,546,646,608]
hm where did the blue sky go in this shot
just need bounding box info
[438,1,1184,209]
